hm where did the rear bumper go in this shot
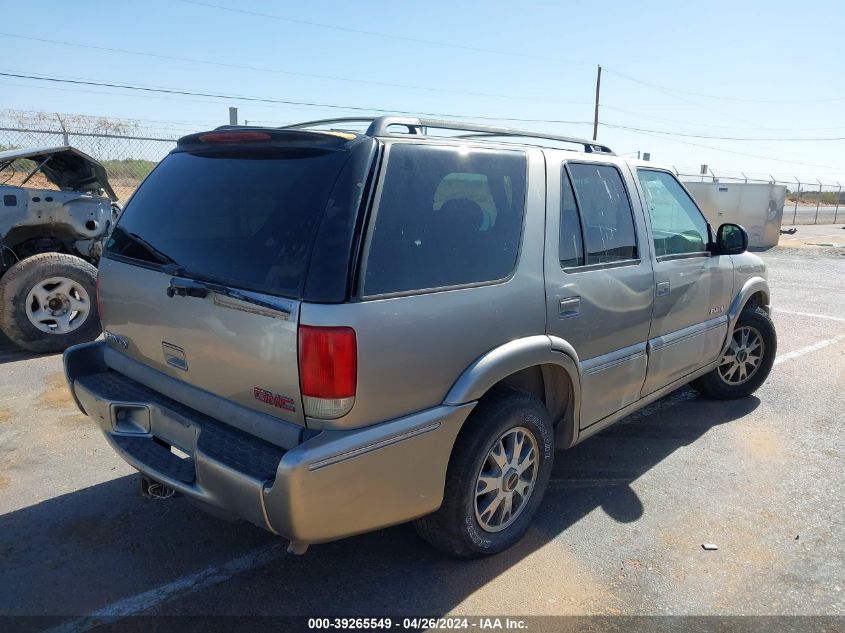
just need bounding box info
[64,342,473,543]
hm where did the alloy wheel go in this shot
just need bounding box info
[474,426,539,533]
[718,325,764,385]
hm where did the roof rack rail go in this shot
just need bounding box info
[280,117,379,131]
[280,116,614,154]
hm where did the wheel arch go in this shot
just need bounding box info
[443,335,582,449]
[728,277,770,328]
[721,276,770,357]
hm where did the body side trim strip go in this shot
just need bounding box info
[581,342,648,376]
[575,357,720,444]
[649,316,728,352]
[307,422,441,471]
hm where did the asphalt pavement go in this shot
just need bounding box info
[1,238,843,629]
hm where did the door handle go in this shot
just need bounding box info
[559,297,581,319]
[656,281,670,297]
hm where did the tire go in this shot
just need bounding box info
[691,306,777,400]
[0,253,100,353]
[414,388,554,558]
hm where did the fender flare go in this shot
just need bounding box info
[721,276,770,353]
[728,276,769,329]
[443,335,582,445]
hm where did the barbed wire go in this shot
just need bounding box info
[0,108,841,223]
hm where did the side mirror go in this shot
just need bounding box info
[713,223,748,255]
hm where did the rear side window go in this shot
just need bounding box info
[567,163,637,265]
[559,168,584,267]
[363,144,527,296]
[106,148,349,297]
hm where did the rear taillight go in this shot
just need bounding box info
[298,325,357,419]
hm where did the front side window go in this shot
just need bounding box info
[363,144,527,296]
[567,163,638,265]
[637,169,709,257]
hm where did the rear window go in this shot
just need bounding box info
[363,144,527,296]
[106,148,349,297]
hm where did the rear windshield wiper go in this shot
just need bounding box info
[166,274,292,318]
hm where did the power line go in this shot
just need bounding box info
[0,78,332,116]
[176,0,836,110]
[8,70,845,143]
[8,13,834,135]
[7,69,843,173]
[0,70,594,125]
[616,126,841,171]
[603,123,845,142]
[605,67,845,104]
[601,104,845,132]
[607,73,764,128]
[0,32,588,106]
[174,0,591,66]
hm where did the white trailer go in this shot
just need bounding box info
[683,181,787,249]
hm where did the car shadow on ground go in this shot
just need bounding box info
[0,348,52,365]
[0,332,45,365]
[0,388,760,618]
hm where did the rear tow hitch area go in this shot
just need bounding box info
[140,476,177,500]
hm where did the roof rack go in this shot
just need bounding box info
[280,116,614,154]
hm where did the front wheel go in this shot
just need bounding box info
[414,389,554,558]
[0,253,101,353]
[691,306,777,400]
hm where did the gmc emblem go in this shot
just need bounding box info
[254,387,295,413]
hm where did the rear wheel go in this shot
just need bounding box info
[414,389,554,558]
[0,253,100,353]
[691,306,776,399]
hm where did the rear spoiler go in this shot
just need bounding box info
[176,128,362,151]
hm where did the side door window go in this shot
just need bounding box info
[566,163,638,265]
[636,169,709,258]
[559,168,584,268]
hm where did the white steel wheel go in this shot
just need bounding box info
[474,426,539,533]
[25,276,92,335]
[0,253,100,353]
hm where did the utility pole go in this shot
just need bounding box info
[592,65,602,141]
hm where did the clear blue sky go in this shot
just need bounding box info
[2,0,844,182]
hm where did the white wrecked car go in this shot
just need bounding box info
[0,146,118,352]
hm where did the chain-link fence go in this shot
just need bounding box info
[0,110,181,201]
[2,109,843,225]
[675,168,843,225]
